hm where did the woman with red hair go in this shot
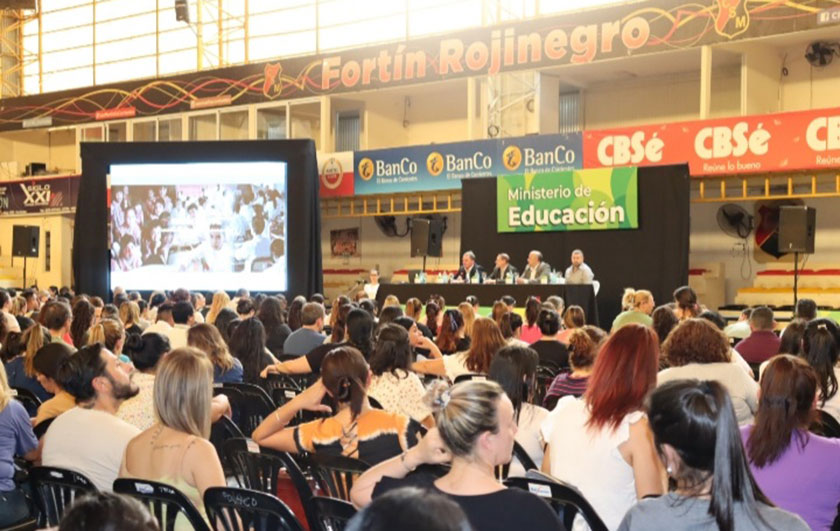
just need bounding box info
[540,324,665,529]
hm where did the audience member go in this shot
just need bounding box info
[778,318,807,355]
[378,306,404,328]
[253,346,421,465]
[724,308,752,341]
[519,296,542,344]
[800,318,840,423]
[327,303,353,344]
[188,323,243,383]
[351,380,563,530]
[457,302,476,339]
[346,487,469,531]
[544,328,599,409]
[0,290,20,335]
[165,301,195,349]
[118,333,171,430]
[142,302,174,337]
[672,285,700,320]
[528,309,569,371]
[58,491,159,531]
[2,328,51,402]
[42,344,140,491]
[392,315,442,359]
[236,297,256,319]
[735,307,780,364]
[211,307,237,345]
[71,298,95,348]
[424,298,443,337]
[382,295,400,310]
[404,298,432,338]
[541,324,665,529]
[286,296,306,331]
[368,324,434,428]
[794,298,818,322]
[499,312,527,347]
[0,364,39,528]
[659,319,758,425]
[742,355,838,531]
[41,300,73,345]
[434,309,469,355]
[32,342,76,426]
[258,296,292,356]
[612,288,654,331]
[698,310,756,377]
[120,347,226,523]
[414,318,505,380]
[228,318,273,384]
[283,302,326,356]
[556,305,585,344]
[119,301,143,336]
[619,378,807,531]
[489,345,547,475]
[205,291,230,326]
[88,318,126,355]
[545,295,565,315]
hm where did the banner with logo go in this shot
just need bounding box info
[0,175,80,216]
[318,151,355,197]
[499,134,582,175]
[583,106,840,175]
[497,167,638,233]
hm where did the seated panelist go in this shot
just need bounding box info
[452,251,484,284]
[517,250,551,284]
[487,253,519,284]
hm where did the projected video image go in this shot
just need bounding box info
[109,162,287,292]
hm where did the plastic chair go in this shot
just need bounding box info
[113,478,211,531]
[262,449,320,530]
[223,438,286,494]
[210,416,247,475]
[215,384,274,435]
[263,372,315,393]
[504,475,608,531]
[534,365,559,406]
[269,386,331,426]
[495,441,538,480]
[29,466,96,527]
[32,416,55,440]
[204,486,305,531]
[453,373,488,384]
[309,496,357,531]
[10,387,41,417]
[811,409,840,438]
[298,453,370,502]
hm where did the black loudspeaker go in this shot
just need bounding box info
[778,206,815,254]
[12,225,39,257]
[175,0,189,22]
[410,218,444,258]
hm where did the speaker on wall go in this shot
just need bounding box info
[778,206,815,254]
[410,218,444,258]
[12,225,39,258]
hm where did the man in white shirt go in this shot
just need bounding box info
[42,343,141,492]
[165,301,195,350]
[142,302,174,337]
[564,249,594,285]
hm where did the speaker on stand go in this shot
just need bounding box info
[12,225,40,288]
[777,206,816,306]
[410,218,444,277]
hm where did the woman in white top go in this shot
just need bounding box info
[541,324,665,530]
[799,318,840,423]
[413,318,507,382]
[368,324,434,428]
[658,319,759,425]
[489,344,548,476]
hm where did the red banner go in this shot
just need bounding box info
[318,152,355,198]
[583,107,840,176]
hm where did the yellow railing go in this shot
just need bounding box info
[320,190,462,219]
[691,173,840,203]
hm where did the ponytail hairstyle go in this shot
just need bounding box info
[425,301,441,337]
[330,303,354,344]
[622,288,653,312]
[748,355,819,468]
[524,296,541,327]
[649,379,772,531]
[23,324,51,377]
[321,346,369,421]
[673,285,699,318]
[87,318,125,352]
[488,345,538,422]
[123,332,170,372]
[404,298,423,320]
[491,301,508,327]
[778,318,807,356]
[800,318,839,406]
[426,380,504,458]
[435,309,464,354]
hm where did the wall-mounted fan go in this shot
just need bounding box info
[805,41,839,68]
[717,203,754,239]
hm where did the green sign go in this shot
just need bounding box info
[497,167,638,233]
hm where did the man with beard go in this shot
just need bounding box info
[41,343,141,491]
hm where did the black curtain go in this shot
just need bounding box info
[461,165,690,326]
[74,140,322,300]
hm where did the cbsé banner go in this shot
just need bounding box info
[497,167,638,233]
[354,133,581,195]
[583,107,840,175]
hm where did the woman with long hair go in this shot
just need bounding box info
[368,324,434,428]
[70,299,95,349]
[404,298,433,339]
[778,318,807,356]
[205,291,230,325]
[327,303,353,344]
[258,296,292,356]
[212,308,238,345]
[557,305,585,343]
[489,345,548,476]
[673,285,700,320]
[424,301,442,338]
[120,348,226,525]
[287,296,306,331]
[457,302,476,340]
[188,323,243,383]
[799,318,840,422]
[739,355,840,530]
[0,363,39,527]
[519,296,542,344]
[652,305,679,347]
[120,301,143,336]
[227,318,273,384]
[541,324,665,529]
[434,309,469,355]
[87,318,126,355]
[619,378,808,531]
[350,380,564,531]
[490,300,508,328]
[499,312,527,347]
[253,346,421,465]
[413,317,506,380]
[528,309,569,371]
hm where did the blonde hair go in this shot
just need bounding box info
[621,288,653,311]
[404,298,423,320]
[22,325,49,377]
[119,301,140,327]
[11,297,26,316]
[0,363,11,411]
[427,380,504,457]
[206,291,230,325]
[88,319,125,352]
[154,347,213,438]
[458,302,476,338]
[188,323,235,371]
[383,295,400,309]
